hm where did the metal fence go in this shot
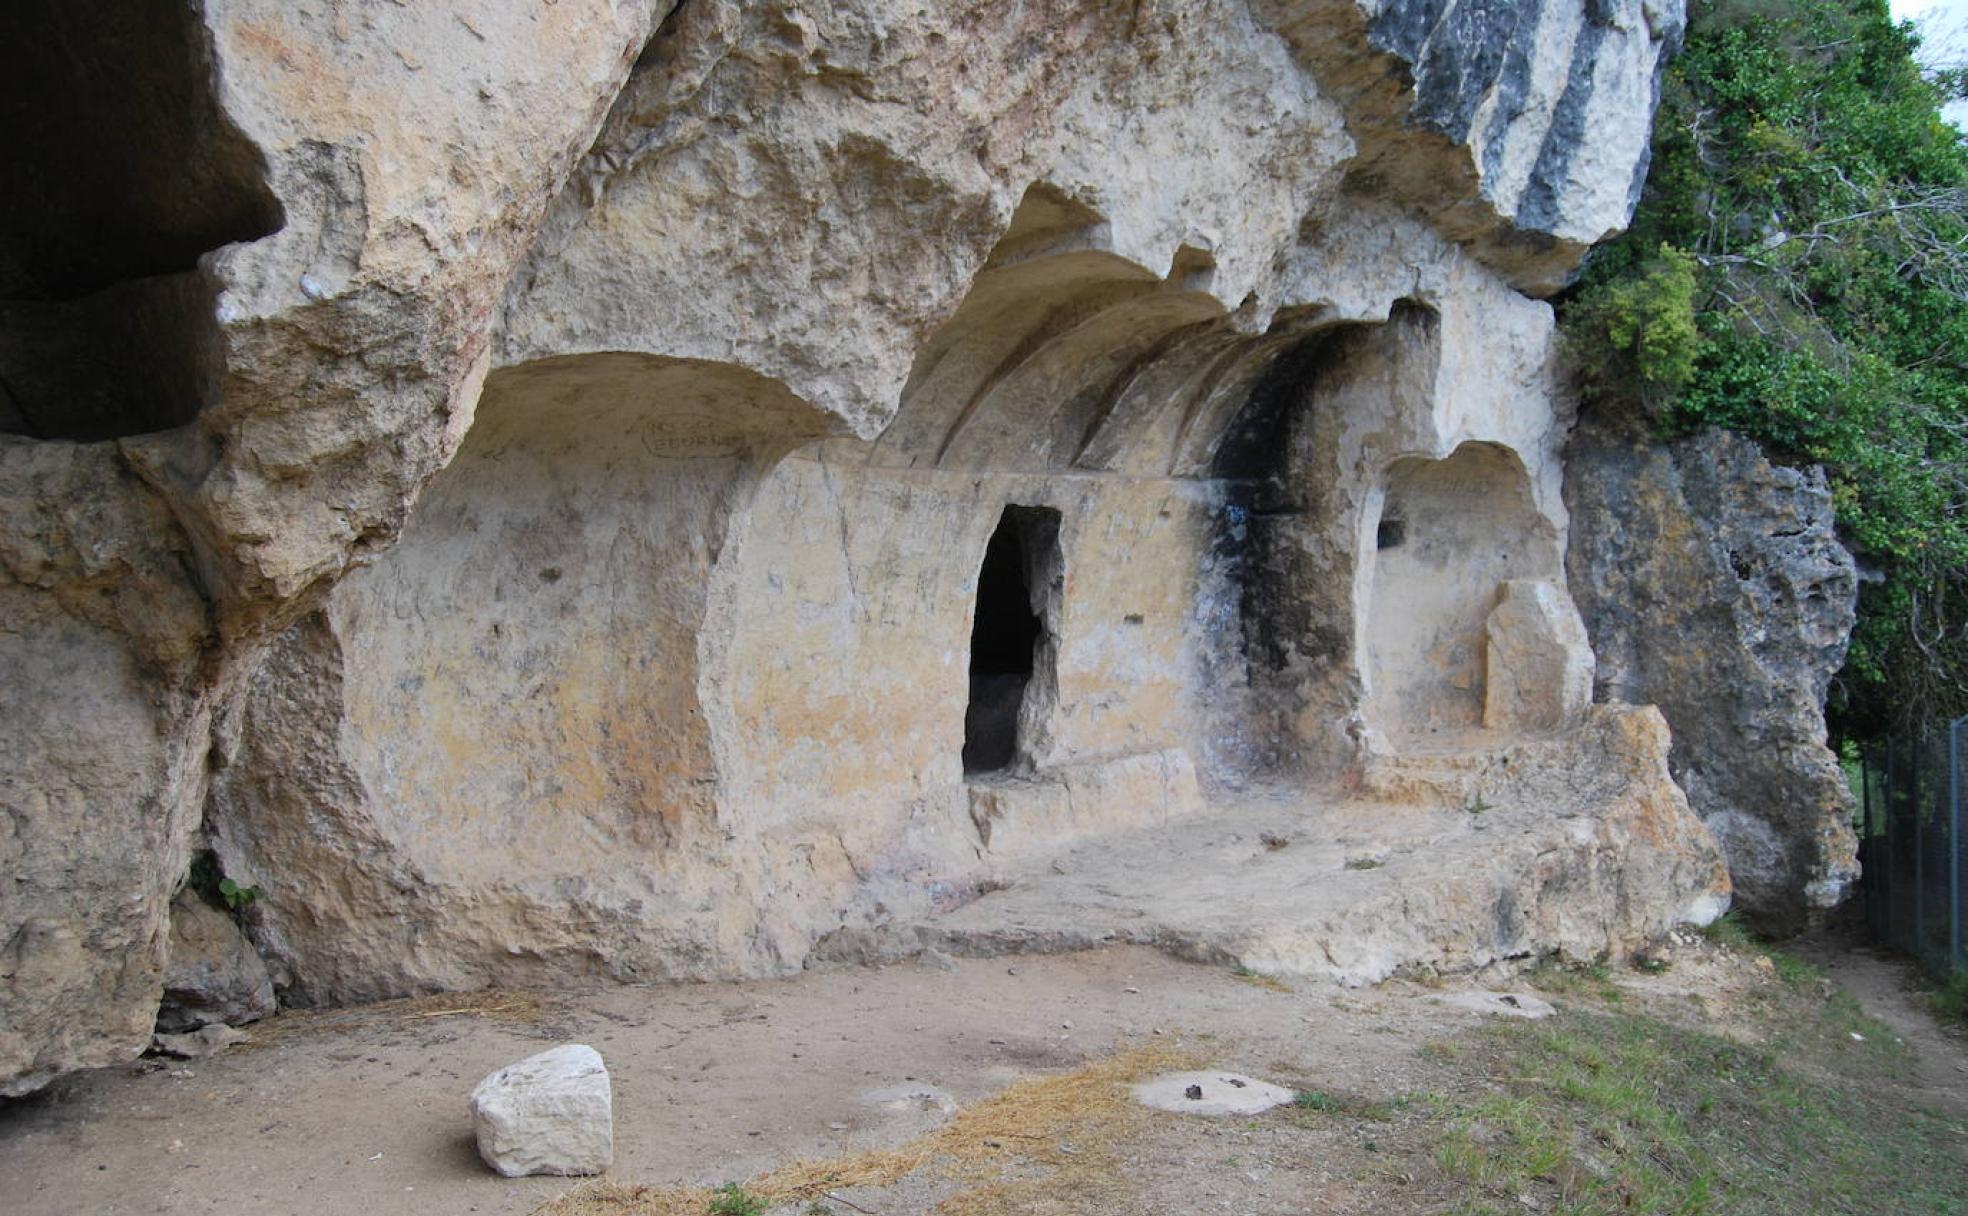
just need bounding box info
[1859,726,1968,974]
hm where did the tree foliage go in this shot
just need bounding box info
[1563,0,1968,739]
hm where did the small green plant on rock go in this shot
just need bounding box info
[187,851,263,916]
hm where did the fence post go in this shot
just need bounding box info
[1888,739,1900,953]
[1954,718,1965,971]
[1905,731,1920,952]
[1862,752,1874,937]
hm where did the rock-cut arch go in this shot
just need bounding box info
[1363,441,1584,747]
[207,352,832,999]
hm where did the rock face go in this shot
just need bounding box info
[1485,580,1594,734]
[0,0,1713,1094]
[1566,413,1860,933]
[823,705,1731,982]
[470,1044,614,1179]
[0,441,215,1095]
[2,0,665,1094]
[156,890,276,1033]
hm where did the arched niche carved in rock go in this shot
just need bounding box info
[1363,441,1574,748]
[323,354,824,869]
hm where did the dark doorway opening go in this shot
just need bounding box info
[964,505,1061,774]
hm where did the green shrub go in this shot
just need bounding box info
[1562,0,1968,740]
[1932,970,1968,1027]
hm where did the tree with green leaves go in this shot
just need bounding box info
[1564,0,1968,739]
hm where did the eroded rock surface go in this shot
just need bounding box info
[1566,414,1860,933]
[2,0,666,1093]
[156,890,275,1033]
[828,707,1730,983]
[1,0,1710,1094]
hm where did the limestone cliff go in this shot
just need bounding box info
[0,0,1703,1096]
[1566,412,1860,934]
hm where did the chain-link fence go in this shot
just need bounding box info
[1859,725,1968,975]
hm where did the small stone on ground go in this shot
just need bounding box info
[861,1083,958,1114]
[1437,990,1556,1019]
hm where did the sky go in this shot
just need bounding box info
[1893,0,1968,125]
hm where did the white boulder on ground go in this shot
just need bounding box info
[468,1044,613,1178]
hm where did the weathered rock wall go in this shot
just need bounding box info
[209,201,1655,1003]
[1,0,1695,1093]
[2,0,667,1094]
[1566,412,1860,934]
[0,443,216,1093]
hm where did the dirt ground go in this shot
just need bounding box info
[2,931,1963,1216]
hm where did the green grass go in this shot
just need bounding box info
[1527,958,1624,1005]
[1286,1086,1410,1126]
[708,1183,767,1216]
[1697,911,1830,986]
[1430,1003,1959,1215]
[1765,949,1826,986]
[1933,970,1968,1029]
[1698,910,1758,951]
[1230,963,1293,993]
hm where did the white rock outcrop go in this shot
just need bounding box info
[469,1044,615,1179]
[1485,579,1594,734]
[0,0,1736,1097]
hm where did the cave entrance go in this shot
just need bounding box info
[964,504,1062,775]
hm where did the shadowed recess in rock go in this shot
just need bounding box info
[964,505,1063,775]
[1366,441,1558,745]
[0,0,282,441]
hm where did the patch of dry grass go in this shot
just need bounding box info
[532,1039,1201,1216]
[531,1181,718,1216]
[241,988,551,1050]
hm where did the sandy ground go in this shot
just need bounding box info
[2,933,1962,1216]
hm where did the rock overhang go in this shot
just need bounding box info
[0,0,1708,1099]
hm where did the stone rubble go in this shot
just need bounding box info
[155,889,276,1034]
[149,1023,248,1060]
